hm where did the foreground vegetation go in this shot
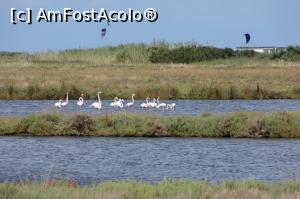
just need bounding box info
[1,43,300,100]
[1,111,300,138]
[1,179,300,199]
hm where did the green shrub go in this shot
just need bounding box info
[247,118,270,138]
[149,44,252,64]
[149,46,172,63]
[15,116,37,133]
[144,119,168,137]
[267,112,300,138]
[69,115,95,135]
[167,117,197,137]
[270,46,300,61]
[27,114,61,135]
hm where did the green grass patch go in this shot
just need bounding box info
[1,111,300,138]
[1,179,300,199]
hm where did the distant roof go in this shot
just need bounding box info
[236,46,286,49]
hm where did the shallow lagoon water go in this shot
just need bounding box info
[1,99,300,117]
[0,137,300,184]
[1,100,300,184]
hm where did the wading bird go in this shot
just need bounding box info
[140,97,150,108]
[116,98,124,108]
[54,99,63,108]
[148,98,158,108]
[110,97,119,107]
[126,94,135,108]
[156,97,167,109]
[77,94,84,108]
[167,103,176,110]
[90,92,102,109]
[61,92,69,107]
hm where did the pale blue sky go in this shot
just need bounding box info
[0,0,299,52]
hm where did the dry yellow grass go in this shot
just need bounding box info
[1,52,300,99]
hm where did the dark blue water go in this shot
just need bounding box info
[0,137,300,184]
[1,100,300,116]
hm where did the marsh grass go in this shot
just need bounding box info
[1,62,300,100]
[1,179,300,199]
[1,44,300,100]
[1,111,300,138]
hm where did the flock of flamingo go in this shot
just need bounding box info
[54,92,176,110]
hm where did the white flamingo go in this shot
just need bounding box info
[126,94,135,107]
[115,98,124,108]
[110,97,119,107]
[140,97,150,108]
[156,97,167,109]
[167,103,176,110]
[148,98,158,108]
[61,92,69,107]
[77,94,84,107]
[90,91,102,109]
[54,99,63,108]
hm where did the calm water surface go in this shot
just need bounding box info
[1,100,300,116]
[0,137,300,184]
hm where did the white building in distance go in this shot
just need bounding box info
[236,46,287,54]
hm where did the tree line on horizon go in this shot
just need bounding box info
[148,44,300,63]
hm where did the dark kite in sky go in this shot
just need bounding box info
[101,28,107,38]
[244,33,251,44]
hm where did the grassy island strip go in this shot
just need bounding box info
[1,179,300,199]
[1,111,300,138]
[1,44,300,100]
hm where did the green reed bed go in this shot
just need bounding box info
[2,81,300,100]
[1,111,300,138]
[1,179,300,199]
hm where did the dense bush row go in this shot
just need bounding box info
[148,44,300,63]
[1,111,300,138]
[149,45,235,63]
